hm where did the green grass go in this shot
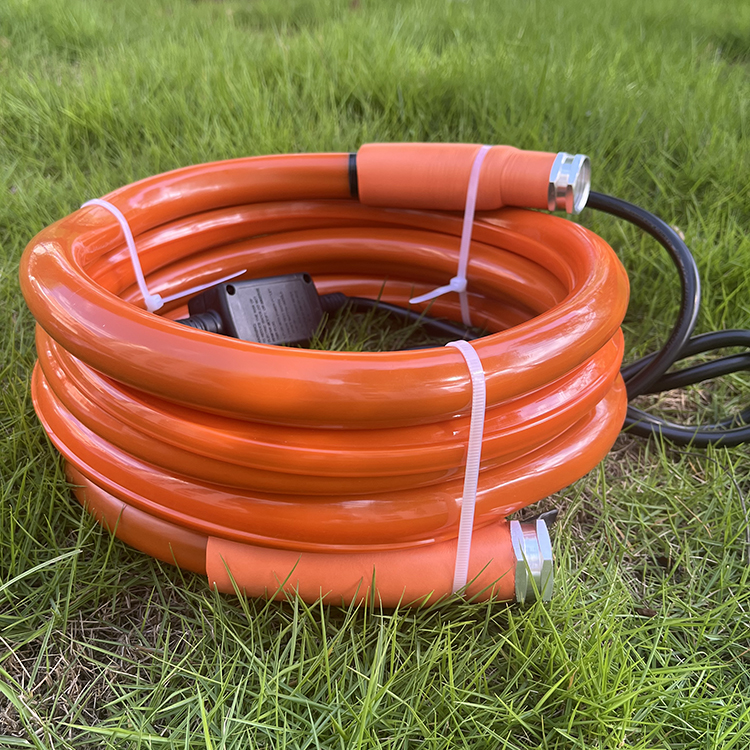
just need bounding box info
[2,0,750,747]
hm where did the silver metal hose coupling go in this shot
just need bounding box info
[511,517,554,604]
[548,152,591,214]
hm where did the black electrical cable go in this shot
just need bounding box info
[587,192,750,447]
[587,192,702,398]
[338,297,477,342]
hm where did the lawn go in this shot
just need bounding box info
[1,0,750,747]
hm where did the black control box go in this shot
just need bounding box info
[184,273,324,345]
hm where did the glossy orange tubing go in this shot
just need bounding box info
[20,149,630,604]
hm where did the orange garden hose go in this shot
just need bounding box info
[20,147,630,605]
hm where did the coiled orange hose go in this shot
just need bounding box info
[20,149,629,605]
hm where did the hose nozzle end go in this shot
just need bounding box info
[511,518,554,604]
[548,153,591,214]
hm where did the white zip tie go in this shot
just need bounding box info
[81,198,245,312]
[410,145,491,327]
[445,339,487,594]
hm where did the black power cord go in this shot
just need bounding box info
[323,295,478,343]
[588,192,750,447]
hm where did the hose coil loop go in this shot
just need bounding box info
[21,152,629,601]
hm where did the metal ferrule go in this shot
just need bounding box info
[548,152,591,214]
[510,518,554,604]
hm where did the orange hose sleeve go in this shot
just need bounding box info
[66,461,515,605]
[206,521,516,606]
[357,143,556,211]
[20,150,630,603]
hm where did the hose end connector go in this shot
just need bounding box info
[511,518,554,604]
[548,152,591,214]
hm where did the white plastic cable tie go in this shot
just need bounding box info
[159,269,247,305]
[445,339,487,594]
[409,144,492,327]
[82,198,246,312]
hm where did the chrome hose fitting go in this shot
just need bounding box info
[510,517,554,604]
[548,152,591,214]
